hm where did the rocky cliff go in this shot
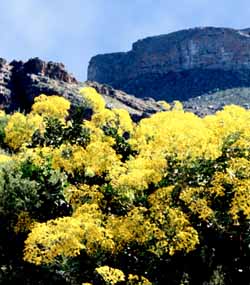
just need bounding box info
[2,55,250,121]
[0,57,78,111]
[88,27,250,101]
[0,57,163,120]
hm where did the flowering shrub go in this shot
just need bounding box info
[2,88,250,284]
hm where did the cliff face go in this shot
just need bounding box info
[88,27,250,101]
[0,57,78,111]
[2,55,250,121]
[0,58,13,109]
[0,57,163,120]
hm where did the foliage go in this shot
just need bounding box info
[31,94,70,119]
[95,266,125,285]
[80,87,106,113]
[24,216,84,265]
[0,110,8,147]
[4,112,43,151]
[0,160,40,217]
[2,88,250,284]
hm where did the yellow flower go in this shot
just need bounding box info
[4,112,43,151]
[23,217,84,265]
[80,87,105,113]
[95,266,125,285]
[31,94,70,119]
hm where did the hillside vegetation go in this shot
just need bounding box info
[184,87,250,116]
[1,88,250,284]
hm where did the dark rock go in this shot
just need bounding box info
[88,27,250,101]
[183,87,250,116]
[10,57,77,83]
[0,58,12,110]
[0,57,79,112]
[10,57,78,111]
[2,55,250,122]
[83,81,164,120]
[0,57,163,121]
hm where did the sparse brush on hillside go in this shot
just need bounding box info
[183,87,250,116]
[2,88,250,284]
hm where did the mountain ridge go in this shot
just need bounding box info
[88,26,250,101]
[1,56,250,120]
[0,57,163,121]
[3,26,250,120]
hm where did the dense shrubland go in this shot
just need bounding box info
[1,88,250,284]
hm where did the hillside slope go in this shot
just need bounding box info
[88,27,250,101]
[0,57,163,120]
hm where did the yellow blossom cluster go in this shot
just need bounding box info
[14,211,35,234]
[3,88,250,284]
[95,265,125,285]
[80,87,106,113]
[130,109,221,161]
[23,216,85,265]
[0,153,12,163]
[148,187,199,256]
[127,274,152,285]
[4,112,43,150]
[64,184,104,210]
[31,94,70,119]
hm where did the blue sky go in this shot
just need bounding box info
[0,0,250,81]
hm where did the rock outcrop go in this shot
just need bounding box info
[0,57,163,120]
[0,58,13,109]
[2,55,250,121]
[84,81,163,120]
[88,27,250,101]
[0,57,78,111]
